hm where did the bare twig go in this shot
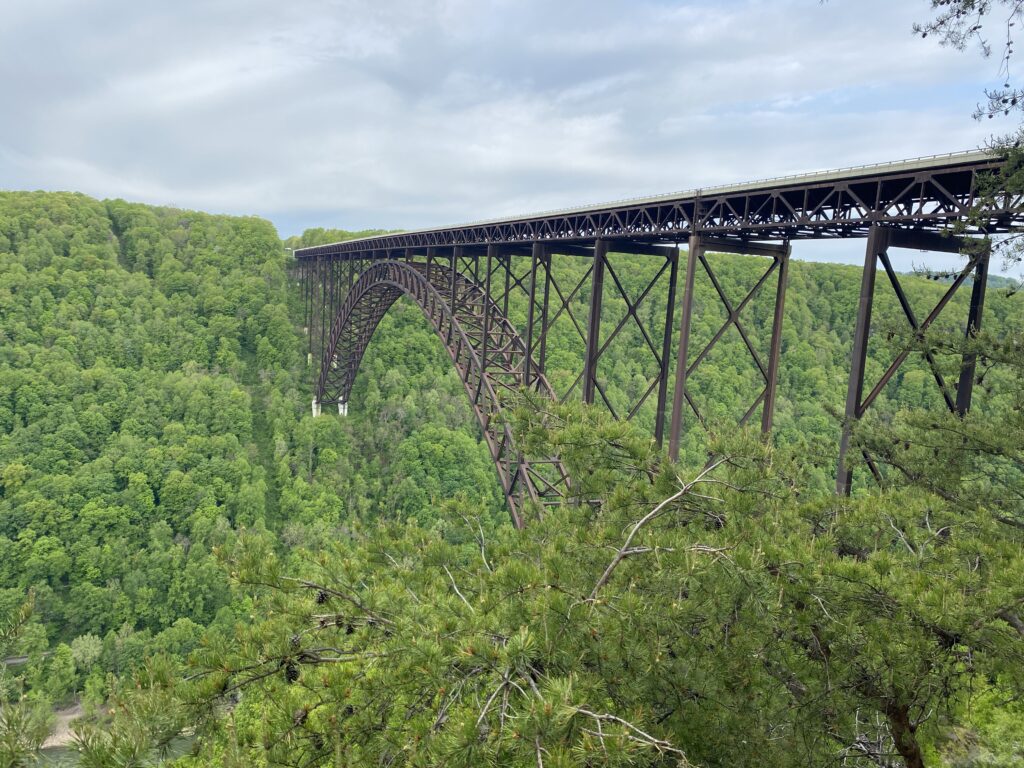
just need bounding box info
[886,517,918,556]
[575,708,688,760]
[443,565,475,613]
[589,459,729,601]
[458,511,493,573]
[477,675,508,726]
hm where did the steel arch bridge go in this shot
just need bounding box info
[296,150,1024,526]
[314,259,569,526]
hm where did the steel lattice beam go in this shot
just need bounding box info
[296,152,1018,260]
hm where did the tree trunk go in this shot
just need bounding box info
[885,701,925,768]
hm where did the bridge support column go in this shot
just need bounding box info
[537,249,552,387]
[525,243,551,389]
[308,260,316,362]
[338,402,349,417]
[668,234,702,462]
[328,258,338,363]
[450,246,462,316]
[654,245,679,446]
[761,241,792,434]
[305,261,313,360]
[955,245,990,415]
[583,239,608,404]
[317,256,333,382]
[836,226,983,494]
[481,245,496,376]
[836,226,886,495]
[312,399,321,418]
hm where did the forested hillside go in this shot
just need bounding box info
[1,193,1022,767]
[0,193,292,698]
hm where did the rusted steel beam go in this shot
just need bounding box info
[761,243,791,435]
[583,240,608,405]
[837,225,887,495]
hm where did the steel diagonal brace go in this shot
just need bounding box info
[875,252,957,412]
[836,225,981,493]
[684,258,777,378]
[697,252,771,378]
[546,265,592,344]
[626,377,662,421]
[857,251,980,417]
[597,257,669,364]
[592,255,673,421]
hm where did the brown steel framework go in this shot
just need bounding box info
[296,151,1024,525]
[835,227,991,493]
[314,258,570,526]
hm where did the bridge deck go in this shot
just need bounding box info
[296,149,1016,259]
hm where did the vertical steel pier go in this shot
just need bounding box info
[836,226,989,494]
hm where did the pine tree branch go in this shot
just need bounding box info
[588,458,730,602]
[574,708,689,759]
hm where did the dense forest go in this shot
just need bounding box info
[1,191,1022,767]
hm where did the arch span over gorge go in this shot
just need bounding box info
[314,260,570,527]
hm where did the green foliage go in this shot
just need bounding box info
[2,190,1022,766]
[0,594,52,768]
[0,699,51,768]
[178,401,1024,767]
[71,657,188,767]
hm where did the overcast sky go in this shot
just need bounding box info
[1,0,1015,271]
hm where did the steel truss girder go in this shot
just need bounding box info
[314,259,570,527]
[295,155,1018,260]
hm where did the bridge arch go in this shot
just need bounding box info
[314,260,569,527]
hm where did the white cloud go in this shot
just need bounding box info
[0,0,1007,244]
